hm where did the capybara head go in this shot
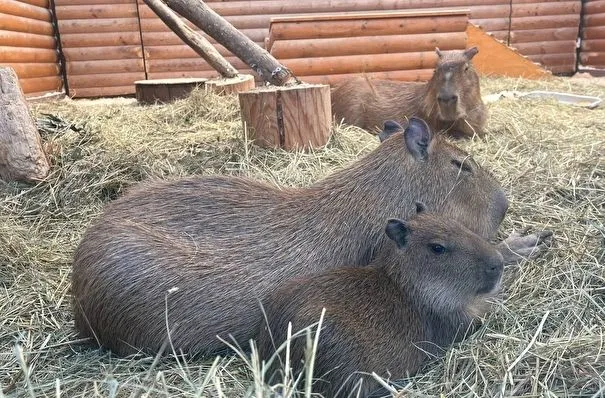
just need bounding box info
[427,47,482,123]
[378,118,508,239]
[383,203,504,313]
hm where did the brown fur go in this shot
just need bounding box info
[331,48,487,138]
[258,211,504,397]
[71,119,508,357]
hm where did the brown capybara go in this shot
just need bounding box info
[257,204,505,397]
[331,47,487,138]
[71,118,547,357]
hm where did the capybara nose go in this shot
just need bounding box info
[438,94,458,104]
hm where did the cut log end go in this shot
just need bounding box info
[204,74,255,95]
[0,66,50,183]
[135,77,208,104]
[238,83,332,151]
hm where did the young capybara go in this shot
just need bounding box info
[71,118,546,357]
[331,47,487,138]
[257,204,505,397]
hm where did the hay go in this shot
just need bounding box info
[1,77,603,397]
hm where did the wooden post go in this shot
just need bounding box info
[164,0,296,86]
[239,84,332,150]
[205,74,255,95]
[143,0,238,78]
[0,67,50,183]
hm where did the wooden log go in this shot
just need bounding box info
[470,18,510,32]
[301,69,435,85]
[54,0,132,5]
[583,26,605,40]
[165,0,294,85]
[145,43,264,59]
[512,41,577,56]
[238,84,332,150]
[0,0,50,21]
[135,77,207,104]
[584,0,605,15]
[69,85,135,98]
[581,39,605,52]
[19,75,62,93]
[148,70,222,79]
[268,15,468,42]
[580,52,605,67]
[269,32,467,59]
[584,12,605,27]
[20,0,49,8]
[510,14,580,30]
[4,62,60,79]
[57,17,140,34]
[511,2,581,18]
[204,74,255,94]
[141,29,267,46]
[145,57,249,72]
[143,0,238,78]
[509,27,579,43]
[0,12,54,35]
[279,52,439,77]
[68,71,145,88]
[54,4,138,19]
[201,0,505,17]
[0,67,50,183]
[545,64,577,74]
[66,59,145,75]
[0,30,56,48]
[59,31,142,47]
[62,45,143,61]
[0,47,58,63]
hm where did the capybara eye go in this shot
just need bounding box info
[452,159,472,173]
[429,244,446,254]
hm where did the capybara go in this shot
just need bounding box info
[331,47,487,138]
[257,205,505,397]
[71,118,546,357]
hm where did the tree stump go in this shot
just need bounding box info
[238,84,332,150]
[135,78,207,104]
[0,67,50,183]
[205,74,255,95]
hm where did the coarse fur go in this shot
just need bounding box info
[257,209,505,397]
[331,47,487,138]
[71,118,509,357]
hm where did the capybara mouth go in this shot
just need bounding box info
[437,105,460,122]
[477,275,502,295]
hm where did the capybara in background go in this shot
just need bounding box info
[258,205,505,397]
[331,47,487,138]
[71,118,545,358]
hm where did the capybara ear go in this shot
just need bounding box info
[404,117,432,161]
[415,202,427,214]
[435,47,443,58]
[464,46,479,60]
[378,120,404,143]
[385,218,409,249]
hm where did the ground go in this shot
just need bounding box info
[0,76,604,397]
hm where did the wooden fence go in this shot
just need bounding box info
[0,0,63,96]
[0,0,597,98]
[580,0,605,70]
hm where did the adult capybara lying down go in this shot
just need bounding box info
[331,47,486,138]
[258,205,505,397]
[71,118,546,357]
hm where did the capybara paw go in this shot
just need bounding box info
[498,229,553,265]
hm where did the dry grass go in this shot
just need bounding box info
[1,76,604,397]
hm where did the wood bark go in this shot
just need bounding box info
[239,84,332,150]
[0,67,50,183]
[164,0,295,85]
[143,0,238,78]
[135,77,207,104]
